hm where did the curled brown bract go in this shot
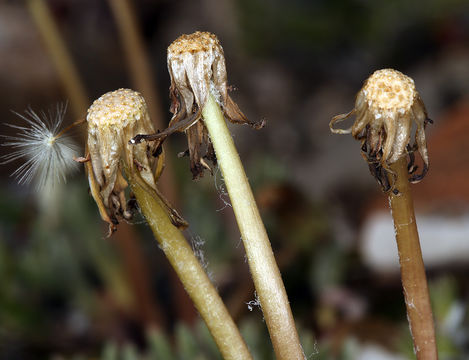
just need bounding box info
[330,69,431,192]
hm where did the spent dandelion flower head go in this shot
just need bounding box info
[85,89,157,232]
[131,31,265,179]
[84,88,187,236]
[1,104,80,191]
[330,68,432,191]
[87,88,157,203]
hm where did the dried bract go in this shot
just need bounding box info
[131,31,264,179]
[85,89,185,235]
[330,69,431,190]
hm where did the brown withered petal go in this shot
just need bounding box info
[131,31,265,179]
[330,69,431,191]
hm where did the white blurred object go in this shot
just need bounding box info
[361,211,469,272]
[344,338,406,360]
[442,302,466,345]
[357,343,406,360]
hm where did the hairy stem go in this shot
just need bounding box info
[129,172,252,360]
[202,94,305,359]
[389,158,438,359]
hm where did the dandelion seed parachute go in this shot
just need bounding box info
[1,105,80,190]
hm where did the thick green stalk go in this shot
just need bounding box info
[202,94,305,359]
[129,174,252,360]
[389,158,438,359]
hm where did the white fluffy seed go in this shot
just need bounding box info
[1,104,79,190]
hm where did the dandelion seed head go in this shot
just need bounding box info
[1,104,80,191]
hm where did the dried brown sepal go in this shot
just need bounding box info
[330,69,431,192]
[224,94,266,129]
[131,31,265,179]
[85,88,187,235]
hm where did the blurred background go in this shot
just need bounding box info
[1,0,469,359]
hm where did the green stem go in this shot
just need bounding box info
[389,158,438,359]
[202,94,305,359]
[129,173,252,360]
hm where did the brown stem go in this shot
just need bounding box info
[389,158,438,359]
[26,0,89,118]
[114,222,165,327]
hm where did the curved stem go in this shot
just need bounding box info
[27,0,88,118]
[202,94,305,359]
[129,173,253,360]
[389,158,438,359]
